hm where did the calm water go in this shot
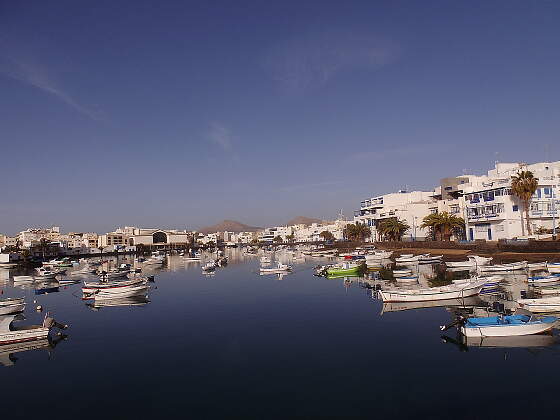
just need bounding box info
[1,250,559,419]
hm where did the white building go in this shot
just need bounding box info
[462,161,560,241]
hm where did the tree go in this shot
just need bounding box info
[319,231,335,242]
[343,223,371,241]
[285,234,295,243]
[38,238,51,260]
[273,235,283,243]
[421,212,465,241]
[377,218,410,241]
[511,170,539,236]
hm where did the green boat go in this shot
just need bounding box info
[326,263,360,277]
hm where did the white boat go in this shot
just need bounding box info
[183,256,201,261]
[547,262,560,274]
[452,276,502,292]
[418,255,443,264]
[527,261,548,271]
[0,298,25,316]
[82,278,146,298]
[446,255,492,269]
[143,256,164,266]
[0,313,67,345]
[467,255,493,265]
[202,261,216,272]
[260,263,292,273]
[98,269,130,280]
[518,296,560,313]
[378,279,486,303]
[366,251,392,261]
[12,276,34,282]
[395,254,424,264]
[34,267,58,279]
[94,284,149,299]
[260,256,271,264]
[527,275,560,286]
[478,261,527,273]
[459,311,557,337]
[393,269,413,277]
[395,276,419,283]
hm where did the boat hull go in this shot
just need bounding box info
[379,281,485,303]
[0,327,50,345]
[461,322,554,337]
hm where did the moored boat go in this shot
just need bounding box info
[379,279,486,302]
[547,262,560,274]
[478,261,527,273]
[518,296,560,313]
[260,263,292,274]
[0,313,68,345]
[0,298,25,316]
[457,311,557,337]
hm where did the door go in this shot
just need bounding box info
[487,228,492,241]
[469,228,474,241]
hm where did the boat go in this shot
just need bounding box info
[143,256,164,266]
[82,278,147,299]
[260,263,292,274]
[0,298,25,316]
[0,313,67,345]
[260,256,271,264]
[395,276,419,283]
[446,255,492,269]
[452,276,502,291]
[460,334,556,348]
[325,262,360,277]
[34,267,58,279]
[457,310,557,337]
[202,261,216,272]
[381,296,483,314]
[87,296,150,310]
[547,262,560,274]
[12,276,34,282]
[527,261,548,271]
[98,269,130,280]
[478,261,527,273]
[395,254,424,264]
[518,296,560,313]
[94,284,149,300]
[392,269,413,277]
[527,275,560,286]
[378,279,486,303]
[418,255,443,264]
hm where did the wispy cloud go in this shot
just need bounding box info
[279,180,344,193]
[207,122,233,152]
[263,31,400,93]
[0,52,101,121]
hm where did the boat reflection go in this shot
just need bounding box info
[86,295,150,311]
[381,296,484,314]
[442,333,557,350]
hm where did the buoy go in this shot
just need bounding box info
[33,300,37,303]
[36,305,43,311]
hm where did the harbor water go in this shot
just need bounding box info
[1,250,559,419]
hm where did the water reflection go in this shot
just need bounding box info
[86,295,150,311]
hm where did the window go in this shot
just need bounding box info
[513,205,519,212]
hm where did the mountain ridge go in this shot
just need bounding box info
[198,220,262,234]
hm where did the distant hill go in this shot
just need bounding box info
[198,220,262,234]
[286,216,323,226]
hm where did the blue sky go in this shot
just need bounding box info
[1,1,559,235]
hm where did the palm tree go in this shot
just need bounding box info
[273,235,283,243]
[421,212,465,241]
[286,233,295,243]
[343,223,371,242]
[511,170,539,236]
[319,231,335,242]
[377,218,410,241]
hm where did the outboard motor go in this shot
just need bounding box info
[43,316,68,330]
[492,302,505,314]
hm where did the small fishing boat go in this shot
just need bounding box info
[478,261,527,273]
[0,298,25,316]
[202,261,216,272]
[34,267,58,279]
[143,256,164,266]
[82,278,147,299]
[452,276,502,291]
[324,262,360,276]
[395,276,419,283]
[12,276,34,283]
[527,261,548,271]
[527,275,560,286]
[418,255,443,264]
[518,296,560,313]
[392,269,413,277]
[536,286,560,296]
[260,263,292,274]
[379,279,486,302]
[98,269,130,280]
[452,310,557,337]
[547,262,560,274]
[395,254,424,264]
[260,256,271,264]
[0,313,68,345]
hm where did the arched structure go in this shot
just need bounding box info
[153,231,168,244]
